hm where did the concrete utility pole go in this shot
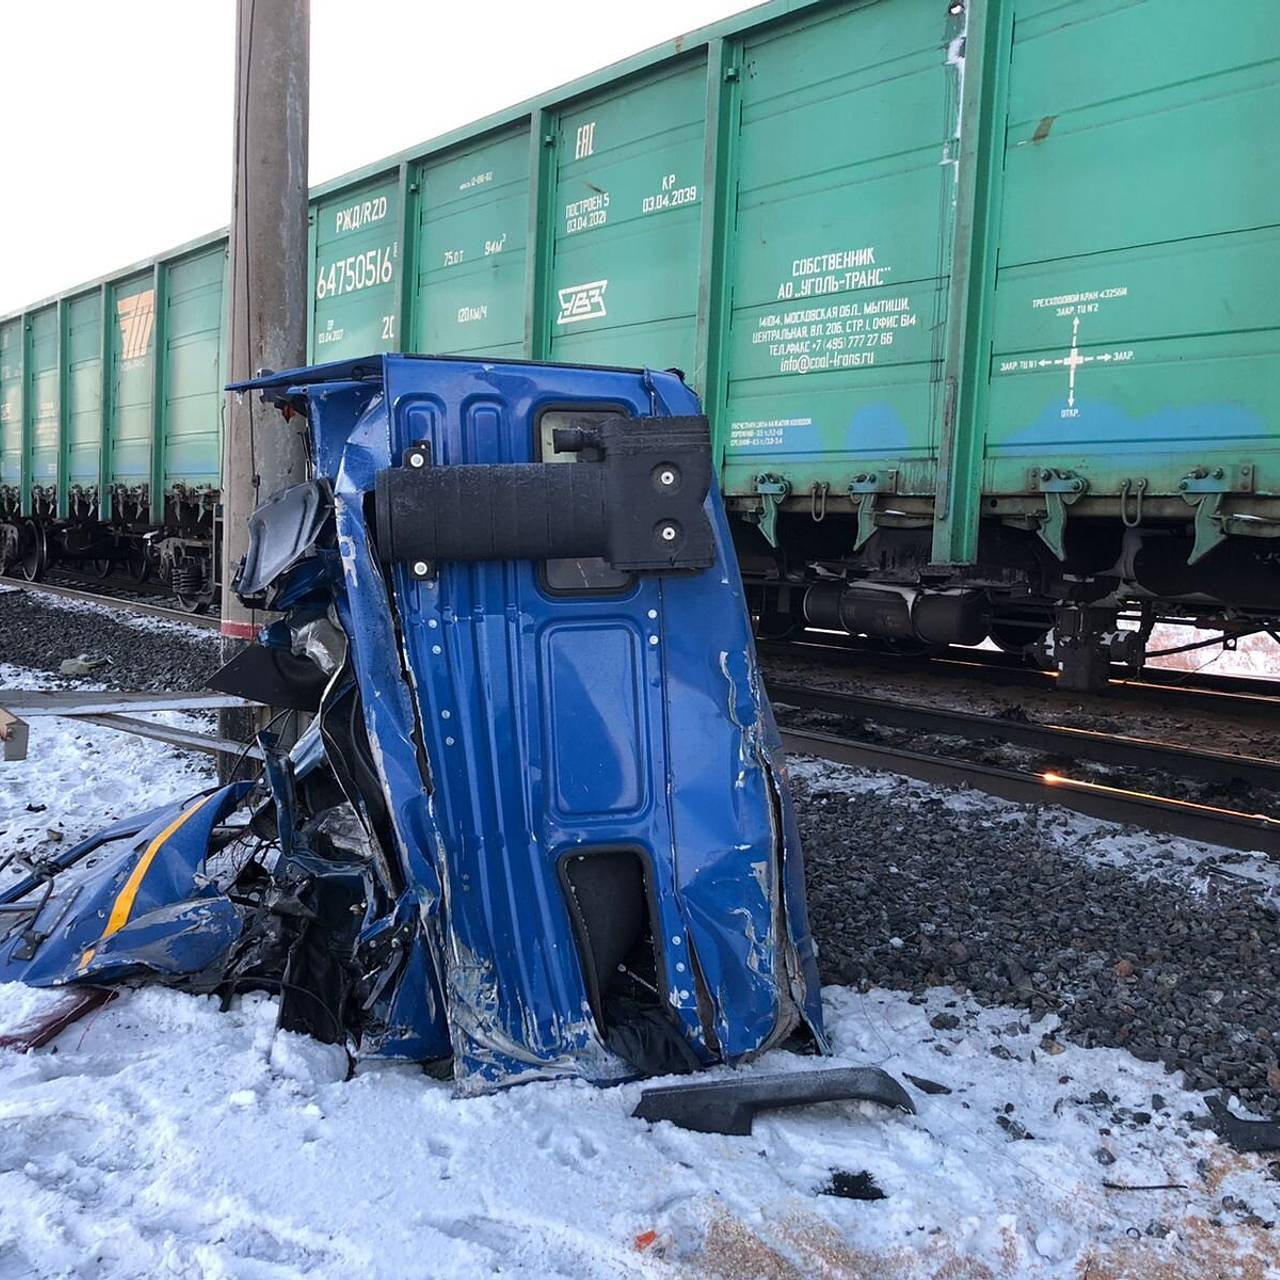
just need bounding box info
[219,0,310,771]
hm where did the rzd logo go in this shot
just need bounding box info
[556,279,608,325]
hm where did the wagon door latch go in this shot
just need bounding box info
[847,471,898,551]
[751,475,790,548]
[1179,465,1255,565]
[1036,469,1088,561]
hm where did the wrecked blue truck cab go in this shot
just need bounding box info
[2,355,829,1093]
[257,354,827,1088]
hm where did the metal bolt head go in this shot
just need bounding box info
[409,452,425,468]
[660,524,677,542]
[659,469,676,487]
[413,560,429,575]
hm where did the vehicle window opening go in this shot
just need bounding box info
[537,408,633,594]
[559,848,700,1076]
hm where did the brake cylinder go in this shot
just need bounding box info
[802,583,990,646]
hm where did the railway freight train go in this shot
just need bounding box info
[2,0,1277,686]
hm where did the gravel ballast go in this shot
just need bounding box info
[0,589,219,692]
[795,761,1280,1118]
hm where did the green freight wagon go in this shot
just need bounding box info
[1,0,1276,682]
[0,237,226,600]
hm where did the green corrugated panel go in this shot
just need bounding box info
[982,0,1280,495]
[162,247,225,486]
[546,60,707,370]
[310,176,401,360]
[415,129,530,358]
[26,307,59,494]
[718,0,961,500]
[108,275,155,485]
[0,321,23,492]
[66,294,103,491]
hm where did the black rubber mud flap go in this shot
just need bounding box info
[632,1066,917,1135]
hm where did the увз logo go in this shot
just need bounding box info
[556,280,608,325]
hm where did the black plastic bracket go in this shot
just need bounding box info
[632,1065,917,1135]
[374,415,715,577]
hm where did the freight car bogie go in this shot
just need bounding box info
[738,503,1280,691]
[0,483,219,612]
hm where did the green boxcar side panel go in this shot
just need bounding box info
[27,307,59,490]
[163,248,225,486]
[414,130,530,357]
[719,0,960,497]
[547,61,707,370]
[311,176,401,360]
[109,275,156,484]
[0,322,20,489]
[67,294,103,488]
[983,0,1280,495]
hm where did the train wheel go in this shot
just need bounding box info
[18,520,48,582]
[126,543,151,583]
[90,557,113,578]
[173,590,211,615]
[172,557,213,614]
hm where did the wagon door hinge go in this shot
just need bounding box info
[1036,469,1087,561]
[751,475,790,548]
[847,470,897,551]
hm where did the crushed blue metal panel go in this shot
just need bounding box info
[0,784,251,987]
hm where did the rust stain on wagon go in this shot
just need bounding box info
[1031,115,1057,143]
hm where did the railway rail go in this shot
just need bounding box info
[7,571,1278,860]
[0,573,221,632]
[773,689,1280,858]
[766,681,1280,791]
[762,634,1280,722]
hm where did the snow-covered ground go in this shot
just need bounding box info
[3,662,1280,1278]
[1144,626,1280,682]
[0,663,216,864]
[3,982,1278,1279]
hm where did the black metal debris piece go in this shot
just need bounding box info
[1206,1096,1280,1153]
[632,1066,916,1136]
